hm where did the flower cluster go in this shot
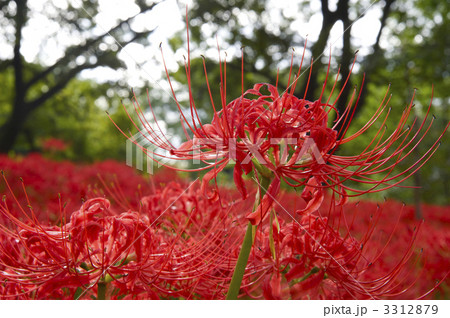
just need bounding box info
[41,138,69,152]
[111,25,449,299]
[0,153,177,222]
[1,155,448,299]
[2,20,449,299]
[118,41,448,228]
[0,175,248,299]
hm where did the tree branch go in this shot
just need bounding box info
[13,0,27,101]
[354,0,396,117]
[299,0,339,100]
[321,0,331,17]
[24,2,157,90]
[336,0,353,115]
[26,62,101,112]
[25,28,152,112]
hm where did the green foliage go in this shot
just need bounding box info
[340,0,450,205]
[0,0,156,154]
[0,65,130,162]
[0,69,13,126]
[165,0,449,205]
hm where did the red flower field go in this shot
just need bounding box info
[1,154,448,299]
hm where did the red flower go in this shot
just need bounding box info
[113,27,448,226]
[42,137,68,152]
[0,175,254,299]
[243,203,429,300]
[1,165,447,299]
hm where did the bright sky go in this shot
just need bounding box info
[2,0,389,93]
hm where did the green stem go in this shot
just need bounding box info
[97,281,107,300]
[226,173,272,300]
[288,266,320,287]
[226,222,254,300]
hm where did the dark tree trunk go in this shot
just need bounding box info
[0,0,28,153]
[352,0,396,122]
[329,0,396,139]
[334,0,354,138]
[300,0,339,101]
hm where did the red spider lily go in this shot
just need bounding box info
[42,138,68,152]
[1,162,447,299]
[111,21,449,226]
[243,200,438,300]
[0,154,160,223]
[336,199,450,299]
[0,174,260,299]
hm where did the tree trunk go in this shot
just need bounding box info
[334,0,353,138]
[348,0,396,122]
[1,0,28,153]
[299,0,338,101]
